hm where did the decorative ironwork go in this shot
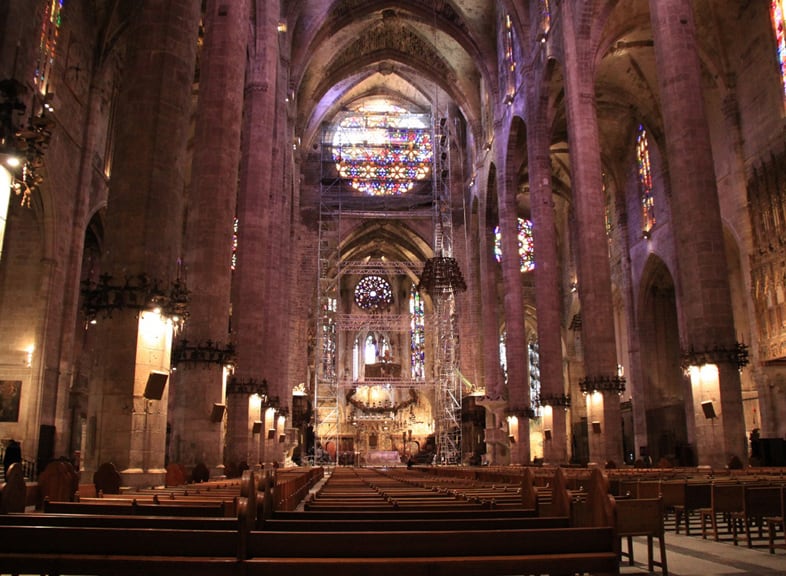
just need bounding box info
[345,387,418,414]
[508,406,537,419]
[0,79,55,206]
[81,273,190,321]
[680,342,750,371]
[417,256,467,294]
[579,375,626,396]
[172,339,236,367]
[538,393,571,409]
[226,377,279,407]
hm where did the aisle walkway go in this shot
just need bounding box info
[622,530,785,575]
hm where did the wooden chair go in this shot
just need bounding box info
[764,484,785,554]
[615,496,668,575]
[730,484,782,547]
[699,482,744,541]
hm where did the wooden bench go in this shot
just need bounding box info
[42,498,232,517]
[242,527,619,576]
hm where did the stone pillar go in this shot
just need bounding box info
[86,0,200,487]
[172,0,248,479]
[231,0,285,466]
[481,194,504,401]
[561,2,622,466]
[648,0,747,467]
[496,152,530,464]
[526,82,568,464]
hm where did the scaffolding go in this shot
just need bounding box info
[419,116,465,465]
[314,111,464,465]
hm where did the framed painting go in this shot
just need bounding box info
[0,380,21,422]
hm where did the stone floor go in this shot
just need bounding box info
[621,527,786,575]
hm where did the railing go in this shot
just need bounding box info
[0,447,37,481]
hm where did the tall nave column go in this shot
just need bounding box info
[229,0,286,467]
[170,0,249,478]
[526,82,568,464]
[648,0,746,467]
[561,2,623,466]
[85,0,200,487]
[496,157,531,464]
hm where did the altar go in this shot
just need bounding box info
[364,450,403,466]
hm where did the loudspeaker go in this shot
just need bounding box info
[267,429,276,440]
[544,429,552,441]
[144,370,169,400]
[210,403,226,422]
[591,421,602,434]
[279,434,286,443]
[252,421,262,434]
[701,400,716,419]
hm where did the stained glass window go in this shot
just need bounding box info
[540,0,551,36]
[637,125,655,234]
[231,217,238,271]
[354,275,393,312]
[529,340,541,417]
[494,217,535,272]
[34,0,64,95]
[503,14,517,102]
[409,284,425,380]
[772,1,786,102]
[332,100,432,196]
[499,329,508,386]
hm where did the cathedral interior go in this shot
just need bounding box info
[1,0,786,488]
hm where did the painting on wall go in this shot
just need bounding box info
[0,380,21,422]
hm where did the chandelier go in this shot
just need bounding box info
[418,255,467,295]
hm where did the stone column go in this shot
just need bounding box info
[170,0,248,479]
[561,2,622,465]
[526,81,568,464]
[481,190,504,401]
[231,0,284,466]
[496,151,531,464]
[648,0,747,467]
[86,0,200,487]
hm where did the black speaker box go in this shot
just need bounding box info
[144,370,169,400]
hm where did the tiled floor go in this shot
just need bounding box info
[621,528,786,575]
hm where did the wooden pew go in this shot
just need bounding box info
[43,498,232,517]
[242,527,619,576]
[0,524,240,575]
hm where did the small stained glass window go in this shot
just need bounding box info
[494,218,535,272]
[772,1,786,103]
[354,275,393,312]
[637,125,655,234]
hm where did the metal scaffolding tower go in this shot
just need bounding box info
[418,115,466,465]
[313,156,341,463]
